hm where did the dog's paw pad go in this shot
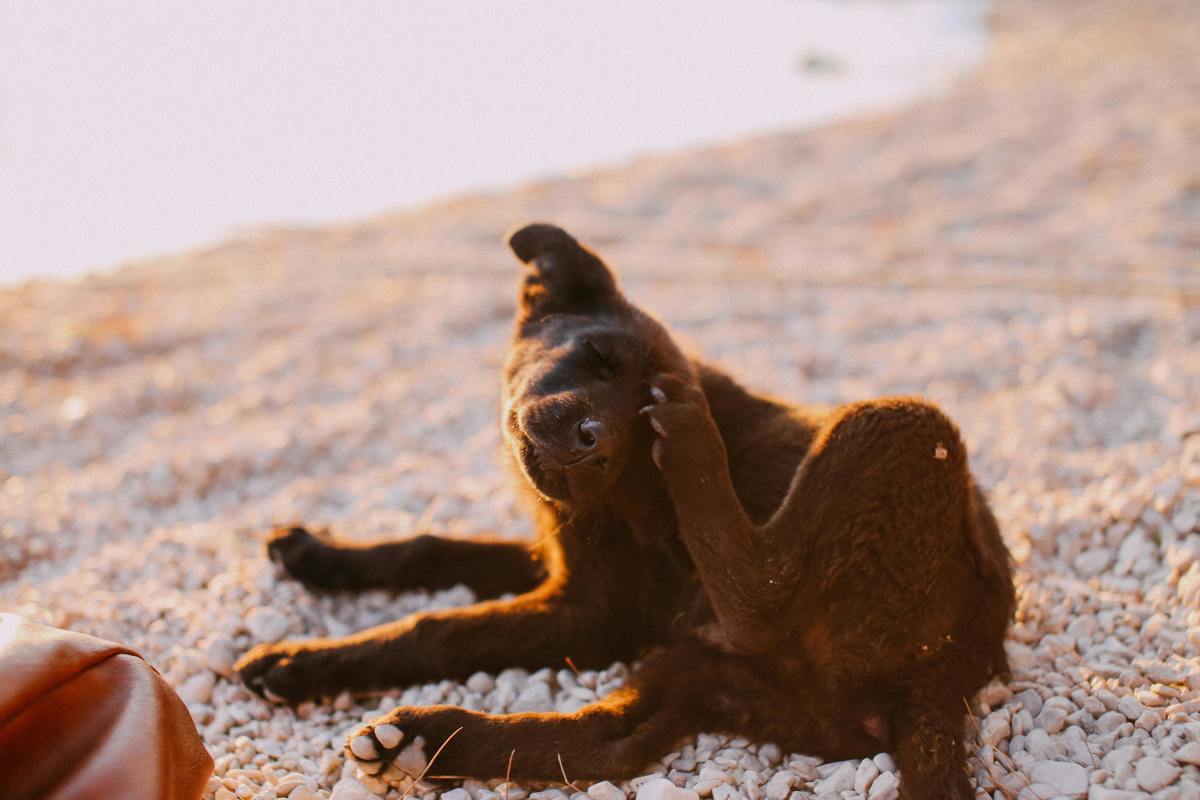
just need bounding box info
[349,735,379,761]
[346,723,431,791]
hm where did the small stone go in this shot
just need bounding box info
[511,682,553,712]
[812,762,855,794]
[1085,788,1147,800]
[179,671,215,704]
[635,778,700,800]
[373,723,403,749]
[1097,711,1127,733]
[1174,741,1200,765]
[467,671,495,694]
[979,711,1011,747]
[854,759,879,793]
[1029,761,1087,796]
[205,637,238,674]
[587,781,626,800]
[763,772,792,800]
[1075,547,1114,577]
[274,774,318,796]
[1037,706,1069,734]
[1134,756,1179,791]
[442,790,473,800]
[1018,785,1057,800]
[246,606,289,642]
[867,771,899,800]
[289,789,321,800]
[1118,696,1146,721]
[330,778,372,800]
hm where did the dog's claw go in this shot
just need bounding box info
[650,386,668,403]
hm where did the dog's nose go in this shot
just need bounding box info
[575,418,607,451]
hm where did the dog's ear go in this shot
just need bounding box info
[506,223,621,319]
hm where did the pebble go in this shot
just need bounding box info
[867,771,899,800]
[1175,741,1200,765]
[329,777,372,800]
[812,762,855,794]
[635,778,700,800]
[1134,756,1179,791]
[1029,761,1087,796]
[274,774,318,796]
[853,759,878,793]
[1085,789,1147,800]
[588,781,627,800]
[245,606,289,642]
[762,772,791,800]
[206,637,238,675]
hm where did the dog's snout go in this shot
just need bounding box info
[575,418,608,452]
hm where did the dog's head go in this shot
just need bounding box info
[501,223,684,508]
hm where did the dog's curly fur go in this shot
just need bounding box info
[236,223,1015,799]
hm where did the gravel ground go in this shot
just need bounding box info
[2,1,1199,799]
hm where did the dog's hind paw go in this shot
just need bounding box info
[346,722,432,791]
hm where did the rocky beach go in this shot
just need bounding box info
[1,0,1198,798]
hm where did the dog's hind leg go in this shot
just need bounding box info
[643,377,979,655]
[264,525,544,597]
[344,642,858,785]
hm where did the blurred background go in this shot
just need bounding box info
[2,2,1199,799]
[0,0,987,284]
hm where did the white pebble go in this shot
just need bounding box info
[635,778,699,800]
[1028,761,1087,796]
[246,606,289,642]
[330,777,372,800]
[853,758,879,793]
[867,771,899,800]
[812,762,855,794]
[588,781,626,800]
[1135,755,1179,791]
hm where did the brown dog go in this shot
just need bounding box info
[235,224,1015,799]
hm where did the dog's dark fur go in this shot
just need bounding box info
[235,224,1015,799]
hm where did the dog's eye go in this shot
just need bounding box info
[583,339,616,378]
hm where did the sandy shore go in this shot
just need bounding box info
[2,0,1199,798]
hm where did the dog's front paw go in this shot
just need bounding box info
[346,715,433,792]
[641,373,726,480]
[266,525,343,588]
[234,642,327,704]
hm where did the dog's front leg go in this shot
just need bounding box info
[235,584,627,703]
[640,373,787,654]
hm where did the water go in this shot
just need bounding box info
[0,0,988,285]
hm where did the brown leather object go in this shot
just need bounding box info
[0,613,213,800]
